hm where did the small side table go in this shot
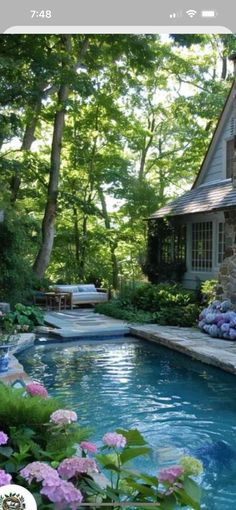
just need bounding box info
[45,292,72,311]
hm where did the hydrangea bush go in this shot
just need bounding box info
[198,299,236,340]
[0,383,203,510]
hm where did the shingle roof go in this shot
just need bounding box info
[149,180,236,219]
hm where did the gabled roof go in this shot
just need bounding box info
[193,81,234,188]
[149,78,236,220]
[149,180,235,219]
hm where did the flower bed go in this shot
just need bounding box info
[0,382,203,509]
[198,300,236,340]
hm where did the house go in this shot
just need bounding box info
[146,54,236,301]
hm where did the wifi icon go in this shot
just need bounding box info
[186,9,197,17]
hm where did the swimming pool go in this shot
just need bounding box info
[18,337,236,509]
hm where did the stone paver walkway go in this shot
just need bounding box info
[40,308,129,340]
[130,324,236,376]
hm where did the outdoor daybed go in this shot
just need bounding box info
[52,283,108,307]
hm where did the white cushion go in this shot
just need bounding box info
[73,292,107,302]
[78,284,97,293]
[54,285,79,293]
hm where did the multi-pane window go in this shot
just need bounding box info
[218,222,225,264]
[192,222,212,271]
[226,138,235,178]
[160,225,186,264]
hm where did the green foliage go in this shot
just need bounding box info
[0,383,88,470]
[97,283,199,326]
[1,34,235,289]
[0,384,59,435]
[0,384,202,509]
[131,283,196,311]
[201,279,218,304]
[1,303,44,333]
[0,212,40,306]
[96,301,154,323]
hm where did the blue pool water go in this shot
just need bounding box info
[18,337,236,509]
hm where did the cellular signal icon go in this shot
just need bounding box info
[169,11,182,18]
[186,9,197,17]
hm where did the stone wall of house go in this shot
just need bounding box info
[217,209,236,304]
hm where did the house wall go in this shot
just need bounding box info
[201,114,234,185]
[217,209,236,304]
[181,211,225,290]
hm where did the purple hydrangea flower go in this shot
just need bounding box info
[158,465,184,484]
[0,469,12,487]
[103,432,127,448]
[0,431,8,446]
[205,313,215,324]
[198,320,205,330]
[221,323,230,334]
[213,314,223,324]
[212,300,221,310]
[26,382,48,399]
[224,311,236,323]
[41,478,83,510]
[58,457,98,480]
[229,328,236,340]
[80,441,97,453]
[20,462,59,484]
[209,325,219,338]
[220,300,233,313]
[50,409,78,425]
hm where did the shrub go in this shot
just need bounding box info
[0,303,44,333]
[96,300,199,327]
[96,301,154,323]
[201,279,218,305]
[0,213,40,306]
[97,283,200,327]
[0,384,202,509]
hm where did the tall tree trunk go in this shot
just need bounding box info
[33,36,71,278]
[79,215,87,279]
[33,36,89,278]
[98,187,119,289]
[73,207,80,265]
[10,93,43,203]
[138,115,155,181]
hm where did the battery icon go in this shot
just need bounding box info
[201,10,216,17]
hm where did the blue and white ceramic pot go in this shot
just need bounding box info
[0,346,10,372]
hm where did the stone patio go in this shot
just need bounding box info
[39,308,129,340]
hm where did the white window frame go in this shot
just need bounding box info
[185,212,225,280]
[224,136,234,179]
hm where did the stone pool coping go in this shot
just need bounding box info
[130,324,236,376]
[3,318,236,383]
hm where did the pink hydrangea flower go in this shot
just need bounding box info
[158,465,184,484]
[26,382,48,399]
[103,432,127,448]
[58,457,98,480]
[0,431,8,446]
[50,409,78,425]
[80,441,97,453]
[0,469,12,487]
[41,478,83,510]
[20,462,59,484]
